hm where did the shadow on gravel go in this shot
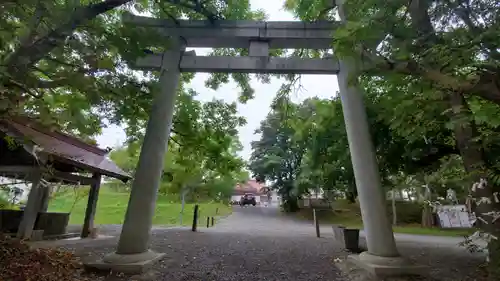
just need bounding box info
[59,227,487,281]
[67,229,349,281]
[61,206,487,281]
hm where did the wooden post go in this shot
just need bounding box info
[211,216,215,226]
[206,216,210,228]
[81,173,102,238]
[17,171,43,239]
[215,207,219,215]
[313,208,320,238]
[192,204,199,232]
[39,181,51,212]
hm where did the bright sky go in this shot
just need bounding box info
[95,0,340,161]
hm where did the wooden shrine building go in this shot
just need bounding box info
[0,117,131,240]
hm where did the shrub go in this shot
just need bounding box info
[386,200,422,224]
[0,197,9,208]
[0,197,18,210]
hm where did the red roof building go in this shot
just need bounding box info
[233,179,267,196]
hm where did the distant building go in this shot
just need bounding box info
[303,188,325,199]
[231,179,280,205]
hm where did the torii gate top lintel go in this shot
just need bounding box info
[123,13,339,49]
[124,12,337,29]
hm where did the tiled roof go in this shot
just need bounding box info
[0,118,131,181]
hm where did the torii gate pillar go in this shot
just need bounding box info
[85,42,186,274]
[335,0,425,277]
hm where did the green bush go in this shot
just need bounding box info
[0,197,18,210]
[386,200,422,224]
[0,197,8,208]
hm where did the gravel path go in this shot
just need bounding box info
[65,207,349,281]
[59,206,486,281]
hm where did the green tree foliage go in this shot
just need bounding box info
[0,0,259,204]
[285,0,500,104]
[249,96,307,212]
[249,92,467,205]
[109,93,247,202]
[281,0,500,276]
[0,0,263,137]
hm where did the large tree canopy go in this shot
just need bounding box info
[108,92,248,200]
[0,0,263,139]
[285,0,500,105]
[0,0,262,185]
[3,0,500,277]
[278,0,500,276]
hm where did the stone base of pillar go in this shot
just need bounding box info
[84,250,165,274]
[347,252,427,278]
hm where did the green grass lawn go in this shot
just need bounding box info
[48,187,232,226]
[293,201,475,238]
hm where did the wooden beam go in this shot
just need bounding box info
[81,173,102,238]
[0,166,98,185]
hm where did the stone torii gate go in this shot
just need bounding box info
[87,2,423,277]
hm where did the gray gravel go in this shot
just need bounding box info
[60,206,485,281]
[64,206,349,280]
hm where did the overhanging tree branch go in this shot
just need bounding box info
[4,0,223,83]
[4,0,134,78]
[360,48,500,105]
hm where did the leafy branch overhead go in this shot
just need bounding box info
[287,0,500,105]
[0,0,252,208]
[276,1,500,277]
[108,93,247,199]
[0,0,260,137]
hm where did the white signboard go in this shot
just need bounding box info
[436,205,474,228]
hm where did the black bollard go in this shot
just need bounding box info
[192,204,199,232]
[313,208,320,238]
[211,216,215,226]
[206,216,210,228]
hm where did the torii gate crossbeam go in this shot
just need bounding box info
[135,52,340,74]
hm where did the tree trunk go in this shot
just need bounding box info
[448,91,500,278]
[346,191,356,203]
[4,0,132,76]
[421,184,434,227]
[421,206,434,227]
[392,189,397,225]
